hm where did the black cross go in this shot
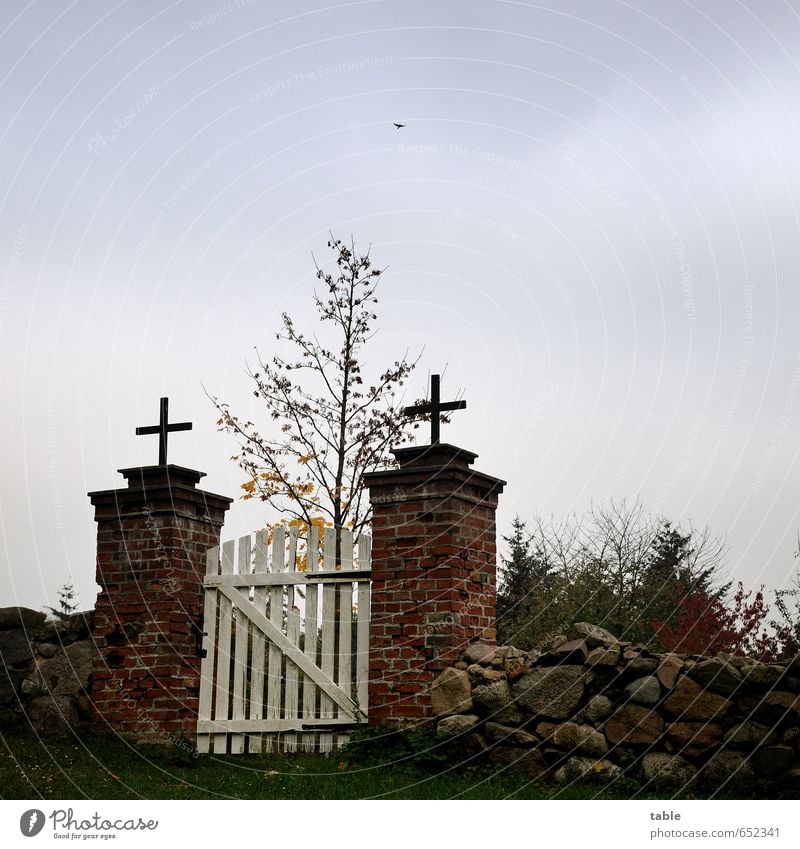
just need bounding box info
[135,397,192,465]
[403,374,466,445]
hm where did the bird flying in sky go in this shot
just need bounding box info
[393,122,405,129]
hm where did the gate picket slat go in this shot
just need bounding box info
[248,530,269,753]
[336,529,355,753]
[356,535,371,715]
[213,540,235,754]
[266,527,286,753]
[197,545,220,754]
[287,526,298,571]
[282,526,299,753]
[301,526,319,752]
[197,525,370,755]
[284,597,300,753]
[230,536,250,754]
[319,527,337,753]
[338,529,353,709]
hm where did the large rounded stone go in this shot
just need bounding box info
[533,633,568,653]
[62,610,93,638]
[0,672,17,705]
[37,643,58,659]
[783,673,800,693]
[493,704,527,726]
[471,680,512,717]
[74,694,93,718]
[737,691,800,727]
[535,721,558,741]
[751,746,795,776]
[666,722,723,757]
[553,756,622,784]
[663,674,731,720]
[431,667,473,717]
[552,721,608,757]
[463,643,496,666]
[436,714,480,738]
[641,753,697,788]
[0,630,35,667]
[784,725,800,743]
[605,704,664,745]
[36,641,94,696]
[20,677,39,695]
[741,663,784,689]
[483,722,539,746]
[688,658,743,695]
[476,667,506,682]
[625,676,662,706]
[586,647,620,667]
[488,746,548,778]
[656,654,684,689]
[625,655,658,676]
[571,622,619,647]
[538,639,588,665]
[0,608,46,631]
[701,751,756,791]
[497,646,527,661]
[723,721,779,748]
[585,694,614,724]
[512,665,587,719]
[27,695,79,735]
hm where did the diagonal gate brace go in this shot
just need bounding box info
[216,585,366,722]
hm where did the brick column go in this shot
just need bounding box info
[88,465,231,743]
[364,443,505,726]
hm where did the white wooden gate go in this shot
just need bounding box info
[196,525,370,754]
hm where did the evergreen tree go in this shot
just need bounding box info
[638,521,730,643]
[497,517,534,621]
[497,517,563,646]
[45,579,79,621]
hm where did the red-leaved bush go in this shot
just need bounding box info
[652,582,795,662]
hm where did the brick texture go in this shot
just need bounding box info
[87,465,231,743]
[364,443,505,726]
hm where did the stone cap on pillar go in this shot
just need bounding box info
[88,464,232,523]
[364,442,506,499]
[392,443,478,470]
[118,464,206,488]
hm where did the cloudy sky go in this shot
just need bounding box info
[3,0,800,613]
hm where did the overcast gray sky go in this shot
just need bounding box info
[3,0,800,613]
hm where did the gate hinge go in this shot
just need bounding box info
[190,617,207,658]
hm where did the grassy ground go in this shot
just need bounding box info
[0,729,761,801]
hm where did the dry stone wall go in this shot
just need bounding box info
[0,607,95,735]
[431,623,800,793]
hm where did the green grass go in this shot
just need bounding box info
[0,730,769,801]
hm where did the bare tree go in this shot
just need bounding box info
[209,236,418,552]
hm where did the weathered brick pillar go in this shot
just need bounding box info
[364,443,505,726]
[88,465,231,743]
